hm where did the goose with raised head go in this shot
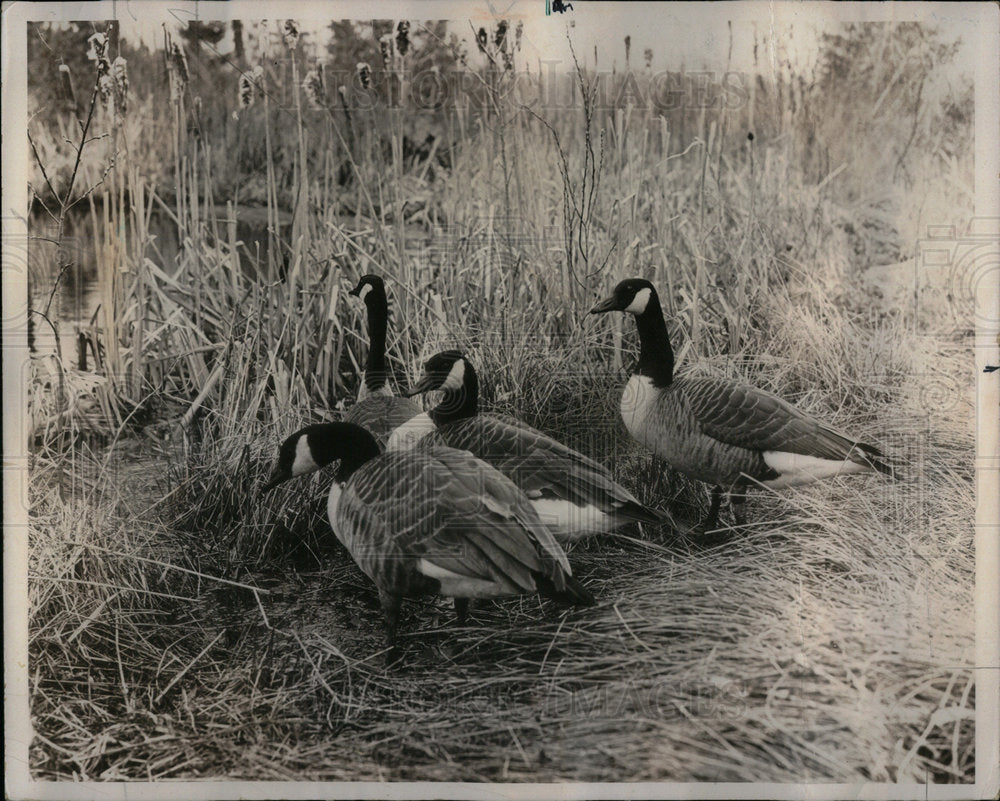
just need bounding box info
[342,275,421,448]
[590,278,895,530]
[264,422,594,650]
[388,350,667,542]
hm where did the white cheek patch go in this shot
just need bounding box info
[291,436,320,476]
[357,283,373,301]
[624,287,651,314]
[439,359,466,391]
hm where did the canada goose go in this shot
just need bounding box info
[342,275,421,448]
[590,278,895,530]
[388,351,666,541]
[264,422,594,649]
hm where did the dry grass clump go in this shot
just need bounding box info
[24,18,976,784]
[152,418,970,784]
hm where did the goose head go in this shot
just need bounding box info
[348,274,387,307]
[263,423,381,490]
[404,350,479,421]
[404,350,471,396]
[589,278,656,316]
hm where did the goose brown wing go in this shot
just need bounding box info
[486,412,547,437]
[425,416,646,513]
[338,448,570,595]
[427,445,573,580]
[344,395,422,448]
[678,374,886,462]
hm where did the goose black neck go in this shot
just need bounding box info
[364,293,389,392]
[332,426,381,482]
[301,423,380,483]
[335,451,378,483]
[429,365,479,425]
[634,290,674,387]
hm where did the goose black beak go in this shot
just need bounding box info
[262,470,288,492]
[589,295,619,314]
[347,286,360,297]
[403,374,439,397]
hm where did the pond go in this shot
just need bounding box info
[27,202,290,364]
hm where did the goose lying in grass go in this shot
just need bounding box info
[342,275,421,448]
[264,422,594,650]
[590,278,895,531]
[387,350,666,542]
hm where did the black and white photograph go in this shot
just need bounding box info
[4,1,998,797]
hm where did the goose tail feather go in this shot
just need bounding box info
[868,455,899,481]
[619,500,670,526]
[534,573,596,606]
[854,441,899,481]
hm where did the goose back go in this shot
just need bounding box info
[624,371,891,488]
[331,446,579,600]
[419,414,662,538]
[344,395,422,449]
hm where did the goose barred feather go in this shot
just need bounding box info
[420,415,663,526]
[337,446,584,600]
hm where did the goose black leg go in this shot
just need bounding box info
[729,491,747,527]
[379,589,404,666]
[454,598,470,625]
[692,485,735,545]
[701,485,723,530]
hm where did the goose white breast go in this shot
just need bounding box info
[385,411,437,451]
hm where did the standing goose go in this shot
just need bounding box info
[387,351,666,542]
[342,275,421,448]
[590,278,895,529]
[264,422,594,649]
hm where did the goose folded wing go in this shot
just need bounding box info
[344,396,422,445]
[342,457,528,594]
[346,449,567,592]
[417,526,540,594]
[431,417,641,511]
[334,481,418,581]
[680,375,885,461]
[486,412,548,437]
[425,445,573,579]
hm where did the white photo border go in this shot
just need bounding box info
[4,1,997,799]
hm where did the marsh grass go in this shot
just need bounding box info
[24,19,976,782]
